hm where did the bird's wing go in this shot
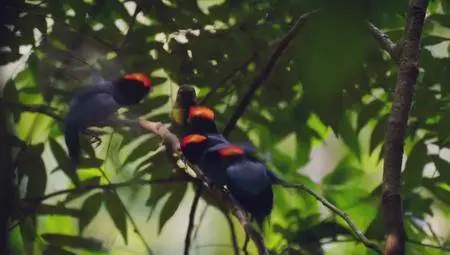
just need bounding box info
[226,161,270,195]
[66,92,120,127]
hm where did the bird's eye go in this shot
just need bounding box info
[218,145,244,157]
[188,106,215,121]
[180,134,207,148]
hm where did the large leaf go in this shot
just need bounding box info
[49,139,79,185]
[158,183,187,235]
[403,140,428,191]
[103,191,128,244]
[79,192,103,233]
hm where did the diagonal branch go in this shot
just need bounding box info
[279,182,382,254]
[223,10,318,137]
[407,239,450,252]
[366,21,401,63]
[381,1,429,255]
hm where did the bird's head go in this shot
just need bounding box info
[180,134,209,164]
[114,73,151,105]
[187,106,218,133]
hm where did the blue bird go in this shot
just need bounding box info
[199,143,277,228]
[64,73,151,172]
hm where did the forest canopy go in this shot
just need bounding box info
[1,0,450,254]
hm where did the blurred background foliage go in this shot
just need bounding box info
[1,0,450,254]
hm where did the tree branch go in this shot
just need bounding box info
[366,21,401,63]
[223,10,317,137]
[22,177,190,203]
[184,185,202,255]
[2,101,64,122]
[279,182,383,254]
[0,99,14,253]
[381,1,429,255]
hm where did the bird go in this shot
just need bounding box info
[64,73,151,171]
[199,143,277,228]
[179,133,210,165]
[186,106,228,144]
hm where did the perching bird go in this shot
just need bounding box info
[64,73,151,171]
[199,143,276,228]
[185,105,256,149]
[179,106,229,166]
[186,106,228,144]
[180,134,210,165]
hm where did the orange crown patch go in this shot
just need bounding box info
[218,145,244,157]
[188,106,215,120]
[124,73,151,88]
[180,134,207,148]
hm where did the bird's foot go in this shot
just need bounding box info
[82,129,103,148]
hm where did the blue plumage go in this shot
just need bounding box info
[64,74,151,171]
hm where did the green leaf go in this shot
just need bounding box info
[79,192,103,233]
[49,139,79,185]
[431,155,450,184]
[130,95,170,115]
[19,149,47,199]
[150,77,168,86]
[423,180,450,204]
[43,245,77,255]
[338,112,360,157]
[323,156,364,185]
[125,134,161,164]
[403,140,428,191]
[41,233,105,252]
[370,114,388,156]
[158,183,187,234]
[357,100,384,132]
[103,191,128,244]
[427,14,450,28]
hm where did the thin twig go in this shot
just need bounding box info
[366,21,400,63]
[223,212,240,255]
[223,10,318,137]
[184,185,202,255]
[381,1,429,254]
[407,239,450,252]
[192,204,208,241]
[279,182,383,255]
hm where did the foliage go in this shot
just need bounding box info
[2,0,450,254]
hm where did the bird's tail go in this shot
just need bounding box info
[252,186,274,232]
[64,120,81,171]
